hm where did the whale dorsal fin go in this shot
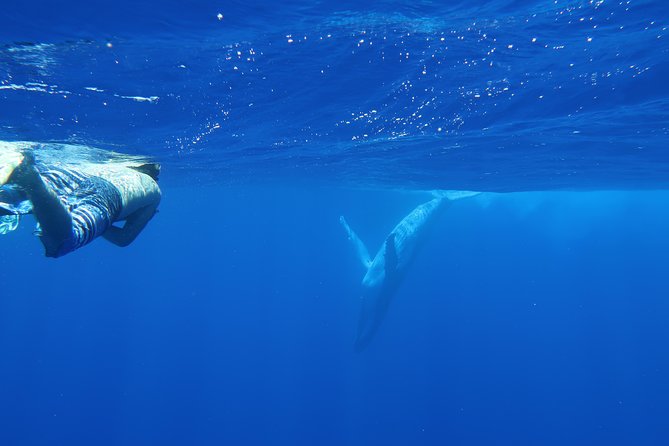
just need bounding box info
[339,216,372,269]
[385,233,398,276]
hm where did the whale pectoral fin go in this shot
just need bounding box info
[340,215,372,268]
[384,233,398,275]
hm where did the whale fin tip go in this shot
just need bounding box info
[340,215,372,269]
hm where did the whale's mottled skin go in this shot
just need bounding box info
[341,191,479,351]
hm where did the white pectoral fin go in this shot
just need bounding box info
[339,216,372,268]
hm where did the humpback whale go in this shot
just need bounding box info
[340,190,480,351]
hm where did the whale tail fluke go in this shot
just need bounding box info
[430,190,481,201]
[339,215,372,269]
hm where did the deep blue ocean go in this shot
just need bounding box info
[2,0,669,444]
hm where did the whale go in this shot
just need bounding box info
[340,190,480,351]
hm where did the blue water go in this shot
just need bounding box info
[1,0,669,444]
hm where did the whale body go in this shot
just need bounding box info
[341,190,480,350]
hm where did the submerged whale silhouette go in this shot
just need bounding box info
[340,190,480,351]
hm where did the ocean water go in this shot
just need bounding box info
[1,0,669,444]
